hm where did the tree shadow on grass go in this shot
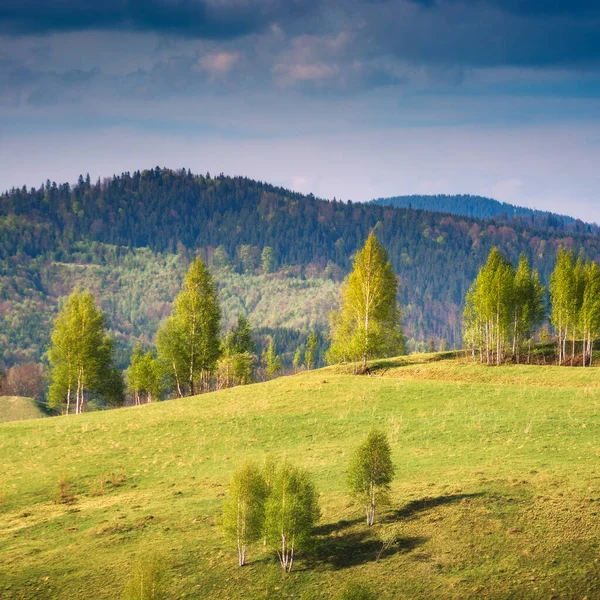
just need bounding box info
[384,492,484,522]
[308,529,427,570]
[306,492,484,571]
[364,351,467,375]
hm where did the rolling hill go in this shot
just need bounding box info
[2,355,600,598]
[371,194,577,224]
[0,396,46,423]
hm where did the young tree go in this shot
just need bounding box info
[121,552,165,600]
[263,338,282,379]
[127,345,164,404]
[304,331,318,370]
[463,247,516,365]
[327,232,405,370]
[222,462,268,567]
[512,254,546,363]
[264,461,320,572]
[261,246,275,274]
[156,258,221,396]
[216,314,257,388]
[228,314,256,355]
[347,430,395,526]
[550,249,576,365]
[580,261,600,367]
[48,289,122,414]
[292,346,303,374]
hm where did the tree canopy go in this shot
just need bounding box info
[328,232,405,369]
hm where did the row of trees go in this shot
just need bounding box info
[464,246,600,366]
[463,249,545,365]
[46,257,323,412]
[550,249,600,366]
[222,430,394,571]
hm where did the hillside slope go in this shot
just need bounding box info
[3,168,600,368]
[371,194,576,224]
[2,356,600,599]
[0,396,45,423]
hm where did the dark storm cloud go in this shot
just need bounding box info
[408,0,600,16]
[364,0,600,68]
[0,0,314,38]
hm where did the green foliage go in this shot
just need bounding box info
[222,461,268,566]
[48,289,123,414]
[464,248,546,365]
[304,331,318,370]
[328,232,404,369]
[216,315,257,388]
[263,339,282,379]
[127,345,165,404]
[292,346,303,373]
[264,461,320,572]
[156,258,221,396]
[228,314,256,355]
[261,246,275,274]
[512,254,546,362]
[121,553,165,600]
[347,430,395,526]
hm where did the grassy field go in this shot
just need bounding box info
[2,355,600,599]
[0,396,46,423]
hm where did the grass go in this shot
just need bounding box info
[2,354,600,598]
[0,396,46,423]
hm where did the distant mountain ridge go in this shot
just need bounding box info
[371,194,576,225]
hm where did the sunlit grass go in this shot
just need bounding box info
[2,355,600,598]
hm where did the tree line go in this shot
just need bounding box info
[464,246,600,366]
[44,231,404,413]
[45,263,327,413]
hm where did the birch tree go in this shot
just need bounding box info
[579,261,600,367]
[463,247,516,365]
[304,331,318,370]
[327,232,404,370]
[512,254,546,363]
[48,289,122,414]
[550,249,576,365]
[222,462,268,567]
[157,258,221,396]
[264,461,320,573]
[347,430,395,526]
[127,345,164,404]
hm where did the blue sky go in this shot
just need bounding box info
[1,0,599,220]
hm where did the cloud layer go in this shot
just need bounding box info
[1,0,599,217]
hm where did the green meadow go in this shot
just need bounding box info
[0,396,46,424]
[2,355,600,599]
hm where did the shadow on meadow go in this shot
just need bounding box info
[308,492,482,570]
[364,351,466,375]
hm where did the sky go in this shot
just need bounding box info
[1,0,599,221]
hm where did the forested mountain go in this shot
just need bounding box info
[371,194,578,225]
[2,167,600,370]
